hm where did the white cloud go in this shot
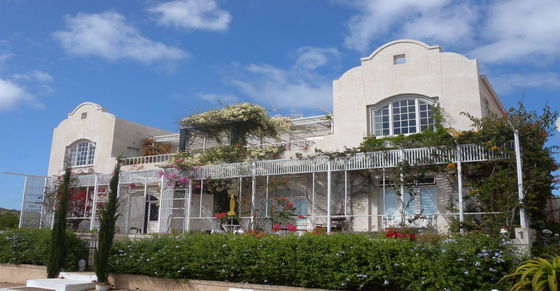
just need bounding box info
[12,70,54,83]
[197,93,239,104]
[470,0,560,63]
[342,0,560,64]
[0,78,43,111]
[489,72,560,93]
[53,11,187,63]
[230,47,339,109]
[342,0,477,52]
[148,0,231,31]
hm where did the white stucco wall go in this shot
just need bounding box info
[315,39,504,152]
[48,102,118,176]
[47,102,174,176]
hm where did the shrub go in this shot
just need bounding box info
[501,256,560,291]
[0,229,88,271]
[110,233,513,290]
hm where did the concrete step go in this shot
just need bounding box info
[26,279,94,291]
[58,273,96,282]
[0,287,54,291]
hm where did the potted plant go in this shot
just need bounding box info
[93,162,120,290]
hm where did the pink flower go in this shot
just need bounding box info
[272,224,281,232]
[286,224,297,232]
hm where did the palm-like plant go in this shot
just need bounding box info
[501,257,560,291]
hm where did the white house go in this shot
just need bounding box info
[19,40,508,235]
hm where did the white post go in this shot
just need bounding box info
[251,162,256,230]
[456,144,464,235]
[311,172,315,217]
[239,177,243,216]
[184,181,193,232]
[199,179,204,218]
[18,176,28,228]
[89,174,98,231]
[265,175,269,217]
[157,175,165,233]
[39,177,48,229]
[399,149,405,226]
[84,181,89,218]
[514,129,527,228]
[138,177,148,233]
[327,160,332,233]
[382,167,386,230]
[125,195,131,234]
[344,157,348,217]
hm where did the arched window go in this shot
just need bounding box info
[370,95,436,137]
[68,140,96,166]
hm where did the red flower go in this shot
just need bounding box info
[272,224,281,232]
[214,212,228,219]
[286,224,297,232]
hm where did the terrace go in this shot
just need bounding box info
[19,142,509,235]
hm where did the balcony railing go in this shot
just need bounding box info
[120,143,509,180]
[121,140,320,166]
[121,153,175,166]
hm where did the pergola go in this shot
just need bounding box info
[18,143,512,234]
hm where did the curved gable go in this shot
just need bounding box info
[68,102,106,117]
[360,39,440,62]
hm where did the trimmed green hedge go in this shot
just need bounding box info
[110,233,513,290]
[0,229,88,271]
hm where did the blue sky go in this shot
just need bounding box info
[1,0,559,210]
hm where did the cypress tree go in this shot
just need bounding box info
[47,167,72,278]
[94,161,120,284]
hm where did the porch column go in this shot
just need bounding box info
[89,174,98,231]
[514,129,527,228]
[327,160,332,233]
[184,181,193,232]
[456,144,464,234]
[238,177,243,216]
[311,172,315,217]
[265,175,269,217]
[39,177,48,229]
[125,195,131,235]
[18,176,28,228]
[344,157,348,217]
[382,167,386,231]
[199,179,204,218]
[157,175,165,233]
[399,149,405,226]
[251,162,256,230]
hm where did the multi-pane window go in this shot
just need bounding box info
[373,105,390,136]
[68,141,95,166]
[383,187,437,216]
[371,96,435,137]
[381,178,437,216]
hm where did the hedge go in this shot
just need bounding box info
[110,233,513,290]
[0,229,88,271]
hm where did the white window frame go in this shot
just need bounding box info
[370,96,437,137]
[67,140,96,167]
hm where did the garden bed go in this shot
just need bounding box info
[110,232,513,291]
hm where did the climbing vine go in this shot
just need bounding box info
[180,103,291,145]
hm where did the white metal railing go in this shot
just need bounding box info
[88,143,511,181]
[188,143,510,179]
[245,139,318,150]
[121,153,175,166]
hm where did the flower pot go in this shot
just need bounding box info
[95,283,111,291]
